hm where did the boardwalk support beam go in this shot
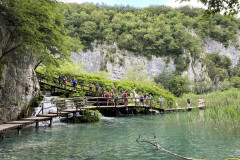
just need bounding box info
[17,127,22,135]
[0,133,4,140]
[36,121,39,128]
[49,118,53,127]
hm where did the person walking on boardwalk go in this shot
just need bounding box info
[124,91,128,106]
[106,90,110,106]
[111,85,114,93]
[130,91,133,103]
[144,94,147,106]
[71,77,77,91]
[63,76,67,89]
[89,82,93,95]
[140,93,144,106]
[150,94,153,107]
[159,96,163,108]
[101,85,105,97]
[111,92,115,105]
[135,92,139,105]
[58,74,62,86]
[145,94,149,107]
[115,94,119,106]
[95,82,99,96]
[187,98,191,108]
[122,91,125,105]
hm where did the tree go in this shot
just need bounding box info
[0,0,81,66]
[121,65,156,86]
[167,75,191,97]
[180,0,240,15]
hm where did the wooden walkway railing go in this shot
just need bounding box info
[36,72,89,94]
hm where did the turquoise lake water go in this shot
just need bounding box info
[0,113,240,160]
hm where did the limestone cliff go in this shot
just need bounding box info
[72,38,240,82]
[0,16,39,122]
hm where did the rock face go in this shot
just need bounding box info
[72,39,240,82]
[203,37,240,67]
[71,42,176,80]
[0,16,39,122]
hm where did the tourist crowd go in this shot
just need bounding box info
[58,75,205,108]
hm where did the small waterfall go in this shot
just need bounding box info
[32,95,64,126]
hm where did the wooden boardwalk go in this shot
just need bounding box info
[0,96,206,138]
[39,80,76,92]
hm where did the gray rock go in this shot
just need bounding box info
[0,16,39,122]
[72,37,240,84]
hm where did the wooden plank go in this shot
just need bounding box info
[49,111,69,114]
[165,108,176,111]
[6,121,35,125]
[0,124,22,133]
[62,108,86,112]
[36,114,58,117]
[21,117,52,121]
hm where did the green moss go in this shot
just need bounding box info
[68,110,101,123]
[17,95,44,119]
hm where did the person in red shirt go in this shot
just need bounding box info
[106,90,110,106]
[124,91,128,106]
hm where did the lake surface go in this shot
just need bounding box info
[0,113,239,160]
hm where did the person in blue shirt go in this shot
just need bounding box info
[71,77,77,91]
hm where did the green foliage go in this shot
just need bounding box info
[69,91,85,97]
[62,4,240,59]
[121,65,156,85]
[204,53,232,86]
[193,78,214,94]
[174,55,190,73]
[167,75,191,97]
[155,73,191,97]
[230,76,240,88]
[177,89,240,129]
[0,0,82,66]
[182,0,240,16]
[79,110,101,123]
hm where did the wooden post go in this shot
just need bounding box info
[36,121,39,128]
[97,98,99,108]
[64,99,66,109]
[66,113,69,122]
[49,118,53,127]
[57,103,59,116]
[135,98,136,107]
[73,112,76,123]
[50,86,53,95]
[0,133,5,140]
[17,127,22,135]
[42,103,44,114]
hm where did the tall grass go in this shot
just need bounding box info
[177,89,240,129]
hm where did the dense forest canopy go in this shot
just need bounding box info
[62,3,240,59]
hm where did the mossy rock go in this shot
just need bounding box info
[17,96,44,119]
[67,110,101,123]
